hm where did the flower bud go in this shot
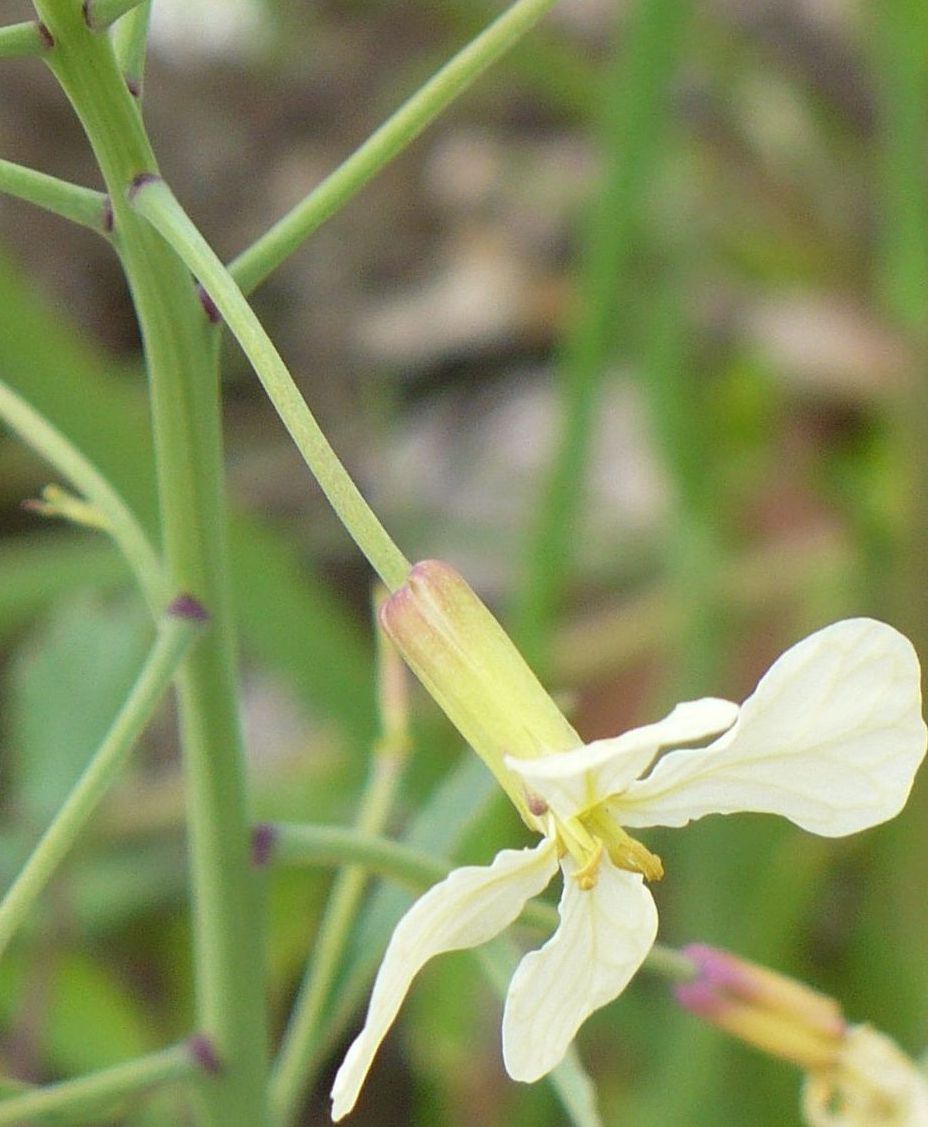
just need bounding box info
[675,946,928,1125]
[674,944,845,1069]
[380,560,580,822]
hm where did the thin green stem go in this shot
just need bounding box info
[0,605,202,962]
[269,822,448,886]
[424,0,597,116]
[129,175,411,591]
[0,20,51,58]
[0,1042,197,1125]
[33,4,269,1121]
[0,378,163,610]
[229,0,561,296]
[514,0,691,669]
[0,158,109,231]
[84,0,148,33]
[272,622,410,1125]
[112,0,150,93]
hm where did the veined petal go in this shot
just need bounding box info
[506,698,738,821]
[501,856,658,1083]
[617,619,927,837]
[331,840,558,1121]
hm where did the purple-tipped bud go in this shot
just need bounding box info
[675,944,845,1069]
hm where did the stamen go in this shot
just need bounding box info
[572,840,605,891]
[608,836,664,881]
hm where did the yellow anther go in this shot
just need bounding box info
[583,808,665,882]
[608,836,664,881]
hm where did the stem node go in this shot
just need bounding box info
[127,170,161,199]
[188,1034,224,1077]
[251,822,277,868]
[198,283,222,324]
[168,592,211,622]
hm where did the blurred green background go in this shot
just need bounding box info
[1,0,927,1123]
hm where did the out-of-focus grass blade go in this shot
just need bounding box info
[8,594,152,823]
[515,0,693,668]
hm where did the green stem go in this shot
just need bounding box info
[268,822,449,885]
[514,0,691,668]
[271,663,409,1123]
[0,606,201,961]
[32,4,269,1122]
[0,20,51,58]
[129,175,411,591]
[0,1042,197,1125]
[111,0,150,93]
[267,822,695,984]
[0,378,163,610]
[229,0,561,296]
[0,158,108,231]
[84,0,148,32]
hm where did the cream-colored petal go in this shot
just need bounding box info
[618,619,926,837]
[331,840,558,1121]
[501,856,658,1083]
[506,698,738,821]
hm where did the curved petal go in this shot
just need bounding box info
[506,698,738,821]
[331,840,558,1121]
[618,619,927,837]
[501,856,658,1083]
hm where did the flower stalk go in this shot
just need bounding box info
[29,3,269,1121]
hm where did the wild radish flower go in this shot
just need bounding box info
[676,945,928,1126]
[803,1025,928,1126]
[330,561,926,1121]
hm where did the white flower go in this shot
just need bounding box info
[331,618,926,1120]
[803,1024,928,1126]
